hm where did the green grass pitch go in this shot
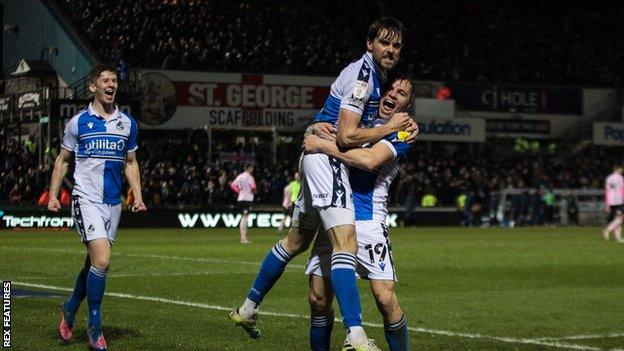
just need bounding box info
[1,226,623,350]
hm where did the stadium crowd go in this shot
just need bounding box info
[52,1,623,88]
[1,136,616,226]
[0,139,50,205]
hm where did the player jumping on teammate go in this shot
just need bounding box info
[304,75,415,351]
[230,17,417,351]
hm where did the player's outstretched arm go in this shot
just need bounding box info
[336,109,414,148]
[47,149,72,212]
[304,133,395,171]
[124,151,147,211]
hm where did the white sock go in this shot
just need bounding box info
[346,326,367,344]
[240,298,259,318]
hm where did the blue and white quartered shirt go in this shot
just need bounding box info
[61,103,138,205]
[350,126,412,223]
[313,52,385,128]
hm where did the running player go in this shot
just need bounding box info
[49,63,146,351]
[603,165,624,242]
[304,75,414,351]
[231,163,256,243]
[230,17,416,351]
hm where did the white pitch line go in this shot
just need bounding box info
[0,246,306,269]
[108,271,258,278]
[13,271,257,279]
[537,333,624,341]
[120,252,306,269]
[11,281,607,351]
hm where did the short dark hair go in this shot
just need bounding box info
[367,17,405,42]
[384,73,414,101]
[89,63,119,84]
[244,163,254,170]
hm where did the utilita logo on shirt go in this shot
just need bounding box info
[85,139,126,153]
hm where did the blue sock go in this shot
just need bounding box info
[86,266,107,328]
[330,252,362,328]
[310,312,334,351]
[384,314,409,351]
[247,242,293,304]
[65,264,89,317]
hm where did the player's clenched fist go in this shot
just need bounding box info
[386,112,411,132]
[404,119,419,143]
[48,196,61,212]
[131,200,147,212]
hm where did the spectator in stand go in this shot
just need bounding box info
[204,179,224,208]
[9,184,22,204]
[566,193,579,226]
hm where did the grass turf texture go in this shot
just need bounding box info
[1,227,623,350]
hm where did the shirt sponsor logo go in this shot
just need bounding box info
[85,139,126,153]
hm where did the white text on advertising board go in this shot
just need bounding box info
[188,83,315,109]
[2,215,73,228]
[420,119,472,136]
[207,110,294,127]
[481,88,540,111]
[177,212,399,228]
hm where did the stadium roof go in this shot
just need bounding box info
[11,59,56,77]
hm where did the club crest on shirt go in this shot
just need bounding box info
[116,121,124,131]
[88,224,95,233]
[353,80,369,100]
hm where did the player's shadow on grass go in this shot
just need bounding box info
[55,326,142,344]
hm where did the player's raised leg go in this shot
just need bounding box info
[231,209,318,338]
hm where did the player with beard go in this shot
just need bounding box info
[231,17,416,351]
[303,76,414,351]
